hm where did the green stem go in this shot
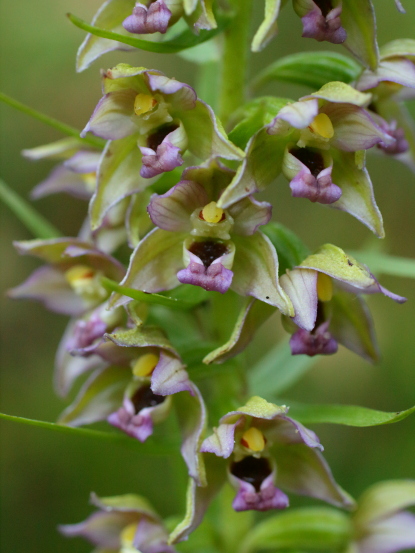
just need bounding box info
[0,91,105,149]
[0,177,62,239]
[219,0,253,125]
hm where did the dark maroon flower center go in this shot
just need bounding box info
[147,123,178,150]
[189,240,228,268]
[231,456,272,492]
[290,147,325,177]
[314,0,333,16]
[131,385,164,414]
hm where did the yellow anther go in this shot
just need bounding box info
[132,353,159,377]
[134,93,157,116]
[317,272,333,302]
[241,427,266,452]
[120,522,138,547]
[64,265,95,286]
[309,113,334,139]
[201,201,224,224]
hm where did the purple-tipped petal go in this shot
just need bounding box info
[123,1,172,35]
[230,458,289,512]
[150,350,192,396]
[148,180,208,231]
[140,140,183,178]
[280,269,318,331]
[81,89,137,140]
[201,419,242,458]
[146,73,197,111]
[377,120,409,155]
[177,254,234,294]
[270,99,319,130]
[290,322,339,356]
[300,4,347,44]
[31,165,94,200]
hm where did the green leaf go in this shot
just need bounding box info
[349,250,415,279]
[249,339,319,398]
[228,97,292,150]
[252,51,361,92]
[261,222,310,275]
[239,507,352,553]
[288,402,415,427]
[0,412,175,455]
[0,178,62,239]
[0,91,104,149]
[101,277,205,310]
[67,12,230,54]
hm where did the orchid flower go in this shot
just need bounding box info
[280,244,406,359]
[59,318,207,485]
[112,160,294,315]
[9,238,124,316]
[60,492,176,553]
[356,39,415,170]
[219,82,394,238]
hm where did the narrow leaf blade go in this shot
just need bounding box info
[0,178,62,239]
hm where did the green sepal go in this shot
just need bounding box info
[253,51,362,92]
[68,12,230,55]
[238,507,352,553]
[329,290,380,362]
[203,298,275,364]
[89,135,149,231]
[58,365,130,427]
[228,97,292,150]
[288,402,415,427]
[218,127,291,208]
[261,222,310,275]
[342,0,379,70]
[331,150,384,238]
[251,0,282,53]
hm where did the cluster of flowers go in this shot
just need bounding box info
[10,0,415,551]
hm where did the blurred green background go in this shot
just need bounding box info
[1,1,415,551]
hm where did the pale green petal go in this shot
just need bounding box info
[111,229,185,307]
[251,0,282,53]
[232,233,294,315]
[179,100,244,161]
[380,38,415,60]
[91,492,159,518]
[231,396,288,420]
